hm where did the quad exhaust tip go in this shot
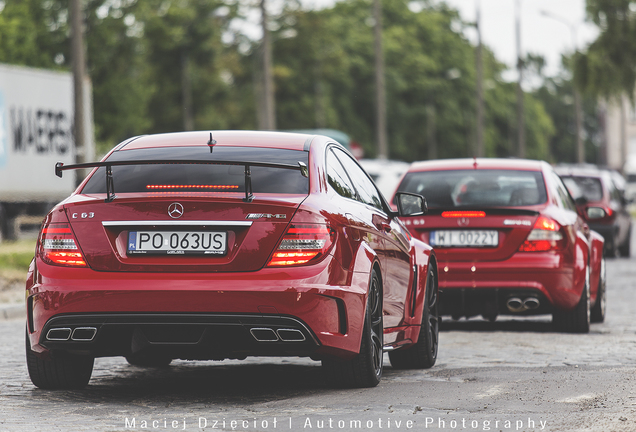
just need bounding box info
[277,328,306,342]
[506,297,540,313]
[46,328,72,341]
[250,328,279,342]
[46,327,97,341]
[71,327,97,341]
[249,328,306,342]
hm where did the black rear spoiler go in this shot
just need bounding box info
[55,159,309,203]
[425,207,540,216]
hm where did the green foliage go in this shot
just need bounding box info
[0,0,567,162]
[0,240,35,272]
[0,0,68,68]
[576,0,636,99]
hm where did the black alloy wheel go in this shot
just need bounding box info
[389,267,439,369]
[323,269,383,388]
[591,256,606,323]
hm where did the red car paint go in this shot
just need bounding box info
[25,131,437,389]
[393,158,605,332]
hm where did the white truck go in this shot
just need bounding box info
[0,63,93,241]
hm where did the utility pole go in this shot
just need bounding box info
[540,10,584,163]
[373,0,388,159]
[181,50,194,131]
[70,0,86,183]
[515,0,525,158]
[260,0,276,130]
[475,0,485,158]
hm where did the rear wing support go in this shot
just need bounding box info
[55,159,306,203]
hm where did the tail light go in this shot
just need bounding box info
[267,223,335,266]
[38,223,87,267]
[518,216,565,252]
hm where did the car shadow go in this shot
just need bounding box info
[26,359,348,403]
[440,316,556,333]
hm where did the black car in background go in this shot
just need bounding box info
[556,165,632,257]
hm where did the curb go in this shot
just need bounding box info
[0,304,24,321]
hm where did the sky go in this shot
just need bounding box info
[301,0,600,79]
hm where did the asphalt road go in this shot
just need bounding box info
[1,258,635,432]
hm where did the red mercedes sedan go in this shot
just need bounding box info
[25,131,438,389]
[392,158,605,333]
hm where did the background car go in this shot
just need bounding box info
[25,131,438,389]
[555,165,632,257]
[392,158,605,333]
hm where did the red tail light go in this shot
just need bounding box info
[38,223,87,267]
[518,216,564,252]
[267,223,335,266]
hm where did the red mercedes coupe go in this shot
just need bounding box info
[392,158,605,333]
[25,131,438,389]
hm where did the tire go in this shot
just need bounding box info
[618,226,631,258]
[126,353,172,368]
[591,256,606,323]
[552,268,590,333]
[606,234,619,258]
[389,267,439,369]
[26,330,94,389]
[323,269,383,388]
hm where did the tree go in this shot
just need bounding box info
[576,0,636,99]
[270,0,554,161]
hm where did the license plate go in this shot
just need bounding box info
[430,230,498,248]
[127,231,227,255]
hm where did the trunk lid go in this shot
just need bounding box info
[403,208,540,262]
[65,193,305,272]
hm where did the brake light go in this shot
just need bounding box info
[518,216,564,252]
[267,223,335,266]
[39,223,87,267]
[442,211,486,218]
[146,184,239,190]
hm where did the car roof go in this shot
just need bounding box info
[407,158,547,172]
[118,130,315,152]
[553,164,606,178]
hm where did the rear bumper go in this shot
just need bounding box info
[437,252,580,316]
[27,256,369,360]
[38,313,320,360]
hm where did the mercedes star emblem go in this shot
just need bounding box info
[168,202,184,219]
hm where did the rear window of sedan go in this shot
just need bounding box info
[560,176,603,202]
[397,169,547,208]
[81,146,309,195]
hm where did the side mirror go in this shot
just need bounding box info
[395,192,427,217]
[586,207,607,219]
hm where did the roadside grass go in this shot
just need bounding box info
[0,240,36,278]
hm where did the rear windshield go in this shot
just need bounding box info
[560,176,603,202]
[82,146,309,195]
[397,169,547,208]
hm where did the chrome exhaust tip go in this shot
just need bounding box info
[523,297,540,310]
[277,329,306,342]
[71,327,97,341]
[250,328,279,342]
[506,297,525,313]
[46,328,72,341]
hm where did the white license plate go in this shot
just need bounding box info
[127,231,227,255]
[430,230,498,248]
